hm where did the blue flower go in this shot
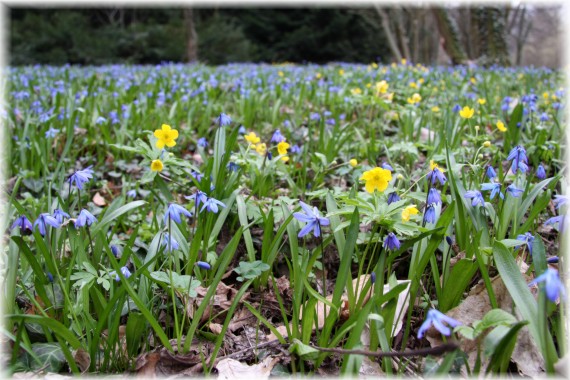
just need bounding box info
[427,167,447,186]
[190,171,204,182]
[418,309,461,339]
[68,166,94,190]
[163,203,193,225]
[381,162,394,171]
[200,197,226,214]
[485,165,497,180]
[47,272,54,283]
[52,209,70,224]
[536,164,546,180]
[45,127,59,138]
[293,201,330,238]
[271,129,286,143]
[196,261,211,270]
[547,256,559,264]
[96,116,107,125]
[197,137,208,148]
[310,112,320,121]
[507,145,528,174]
[507,184,523,197]
[185,191,208,210]
[464,190,484,207]
[34,213,61,236]
[539,112,549,122]
[383,232,401,251]
[162,233,179,252]
[127,190,137,198]
[516,232,535,254]
[217,113,232,127]
[111,266,132,282]
[424,204,436,224]
[227,162,239,172]
[452,104,461,113]
[481,182,504,200]
[371,272,376,284]
[427,188,441,205]
[544,215,567,233]
[290,145,301,154]
[528,268,566,302]
[387,191,401,205]
[11,215,33,235]
[110,244,121,258]
[238,125,246,134]
[75,209,97,228]
[554,195,570,209]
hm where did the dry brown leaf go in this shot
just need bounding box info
[359,356,385,377]
[73,348,91,373]
[92,192,107,206]
[228,307,255,333]
[209,323,223,335]
[266,325,289,342]
[216,356,279,380]
[426,275,544,377]
[135,339,213,377]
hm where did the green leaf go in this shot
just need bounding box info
[289,339,320,360]
[149,271,201,296]
[126,312,147,357]
[440,259,478,312]
[92,200,147,235]
[29,342,66,372]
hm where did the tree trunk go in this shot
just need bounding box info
[184,8,198,63]
[374,6,403,62]
[432,8,468,64]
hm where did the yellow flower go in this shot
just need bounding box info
[407,93,422,105]
[543,92,549,99]
[387,93,394,101]
[496,121,507,132]
[150,159,164,172]
[366,83,372,88]
[401,58,407,65]
[153,124,178,149]
[277,141,290,156]
[255,143,267,156]
[409,82,417,89]
[339,69,345,76]
[401,205,419,222]
[470,77,476,84]
[430,160,445,173]
[431,106,440,113]
[418,78,425,84]
[316,72,322,79]
[349,159,358,167]
[459,106,475,119]
[360,167,392,193]
[245,132,260,144]
[477,98,486,105]
[278,71,284,77]
[351,88,362,95]
[281,155,289,163]
[483,141,491,148]
[375,80,389,94]
[371,62,378,69]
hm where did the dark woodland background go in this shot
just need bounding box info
[9,6,564,67]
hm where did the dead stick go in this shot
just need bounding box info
[308,342,459,358]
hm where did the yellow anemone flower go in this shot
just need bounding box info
[349,159,358,167]
[277,141,290,156]
[153,124,178,149]
[375,80,389,95]
[360,167,392,193]
[401,205,419,222]
[459,106,475,119]
[429,160,445,173]
[497,121,507,132]
[407,93,422,105]
[150,159,164,172]
[477,98,486,105]
[255,143,267,156]
[245,132,260,144]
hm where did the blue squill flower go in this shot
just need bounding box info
[528,268,566,302]
[52,209,70,224]
[381,162,394,171]
[387,191,401,205]
[290,145,301,154]
[383,232,401,251]
[544,215,567,233]
[162,233,179,252]
[196,261,211,270]
[217,113,232,127]
[507,184,523,197]
[539,113,549,122]
[111,266,132,282]
[127,190,137,198]
[75,209,97,228]
[553,195,569,209]
[507,145,528,174]
[34,213,61,236]
[536,164,546,180]
[310,112,320,121]
[427,188,441,205]
[238,125,246,134]
[200,197,226,214]
[110,244,121,258]
[293,201,330,238]
[418,309,461,339]
[481,182,504,200]
[45,127,59,138]
[190,171,204,182]
[427,165,446,186]
[185,191,208,210]
[465,190,484,207]
[485,165,497,180]
[271,129,286,143]
[68,166,94,190]
[452,104,461,113]
[163,203,193,225]
[197,137,208,148]
[96,116,107,125]
[424,204,436,224]
[227,162,239,172]
[516,232,535,254]
[11,215,33,235]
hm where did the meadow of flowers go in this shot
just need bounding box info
[3,61,567,376]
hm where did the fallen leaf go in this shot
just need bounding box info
[73,348,90,373]
[228,307,255,333]
[209,323,223,335]
[93,192,107,206]
[216,356,279,380]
